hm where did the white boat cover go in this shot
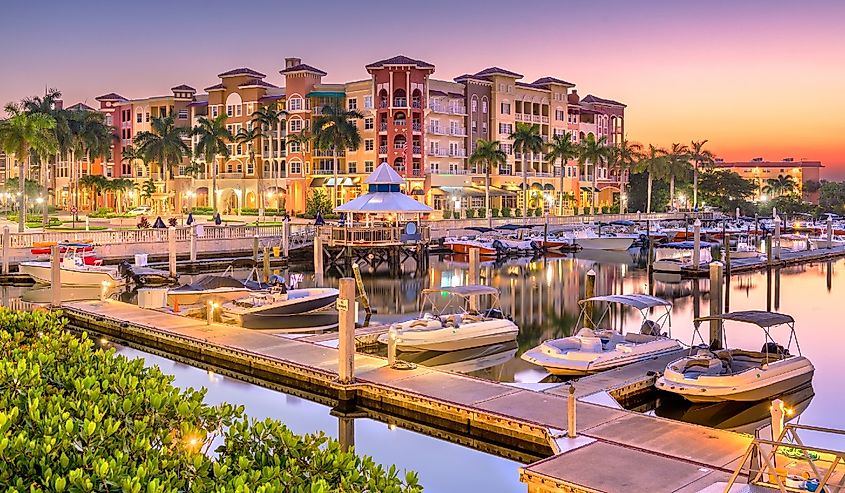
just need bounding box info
[579,294,671,310]
[695,310,794,327]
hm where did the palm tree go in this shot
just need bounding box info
[251,103,287,202]
[139,179,157,206]
[545,132,579,215]
[312,105,364,207]
[0,105,57,231]
[635,145,669,213]
[763,174,798,197]
[109,178,135,214]
[468,139,508,226]
[192,114,232,214]
[235,126,261,214]
[22,88,67,224]
[64,109,113,214]
[607,138,642,213]
[666,143,691,210]
[578,134,612,214]
[509,122,545,217]
[134,114,190,211]
[689,140,715,210]
[79,174,109,209]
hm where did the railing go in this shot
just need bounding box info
[394,120,407,126]
[724,423,845,493]
[541,116,549,123]
[321,224,431,246]
[532,115,542,123]
[449,149,467,157]
[411,168,422,177]
[393,98,407,107]
[411,100,422,109]
[429,103,447,113]
[412,123,422,131]
[449,106,467,115]
[378,146,387,154]
[412,146,421,154]
[379,123,388,131]
[427,148,449,157]
[449,127,467,136]
[427,126,446,135]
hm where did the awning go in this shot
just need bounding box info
[325,177,359,186]
[309,177,326,187]
[694,310,794,328]
[580,186,599,192]
[531,183,543,190]
[410,187,425,196]
[503,184,522,192]
[578,294,671,310]
[306,91,345,98]
[489,186,515,197]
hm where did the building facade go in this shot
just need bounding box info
[712,157,823,204]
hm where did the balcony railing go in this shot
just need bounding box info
[379,100,388,108]
[429,103,448,113]
[321,225,431,247]
[428,126,446,135]
[449,149,467,158]
[411,168,422,177]
[412,123,422,131]
[393,142,407,150]
[449,106,467,115]
[449,127,467,136]
[394,120,407,126]
[412,146,421,154]
[541,116,549,123]
[379,123,388,131]
[411,100,422,109]
[427,148,449,157]
[312,149,346,157]
[393,98,407,107]
[378,145,387,154]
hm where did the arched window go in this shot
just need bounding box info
[393,111,407,126]
[393,88,407,107]
[393,134,407,150]
[225,93,242,117]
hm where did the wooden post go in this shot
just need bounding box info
[387,326,397,368]
[338,277,356,384]
[469,247,480,311]
[206,301,215,325]
[351,263,371,318]
[724,234,731,313]
[252,235,259,263]
[709,261,724,349]
[766,234,773,267]
[338,416,355,453]
[754,213,760,248]
[314,232,324,288]
[770,398,785,478]
[189,223,197,262]
[282,220,290,257]
[1,226,9,275]
[692,218,701,268]
[51,244,61,307]
[585,268,596,328]
[567,383,576,438]
[262,246,270,283]
[168,226,177,277]
[773,216,781,260]
[827,216,833,249]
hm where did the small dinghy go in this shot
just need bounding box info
[378,285,518,352]
[521,294,682,376]
[656,311,814,402]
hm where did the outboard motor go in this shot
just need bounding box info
[762,342,789,356]
[530,240,543,253]
[641,319,661,336]
[492,239,507,255]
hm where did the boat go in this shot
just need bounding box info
[377,285,518,352]
[521,294,683,376]
[119,262,179,287]
[727,238,762,259]
[443,236,498,256]
[219,286,340,328]
[809,235,845,249]
[655,311,815,402]
[652,241,716,273]
[19,247,125,286]
[167,267,268,305]
[398,341,518,373]
[30,241,95,256]
[563,228,638,251]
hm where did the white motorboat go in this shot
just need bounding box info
[521,294,682,376]
[378,285,518,352]
[652,241,715,273]
[656,311,814,402]
[444,227,499,256]
[19,253,125,287]
[219,286,340,329]
[809,235,845,249]
[727,240,762,260]
[168,266,268,305]
[564,228,637,251]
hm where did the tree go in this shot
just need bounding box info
[135,114,190,210]
[192,114,233,215]
[305,188,333,218]
[818,181,845,215]
[635,145,669,213]
[251,103,287,207]
[578,134,612,214]
[312,105,364,207]
[109,177,135,213]
[665,143,691,210]
[78,174,109,209]
[235,126,261,215]
[0,105,57,231]
[762,174,798,198]
[697,169,757,213]
[64,108,114,216]
[545,132,579,215]
[689,140,715,210]
[22,87,67,225]
[139,178,157,205]
[509,122,544,217]
[468,139,508,226]
[121,144,144,176]
[607,138,642,213]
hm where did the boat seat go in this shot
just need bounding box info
[624,333,662,344]
[603,332,626,349]
[680,356,723,378]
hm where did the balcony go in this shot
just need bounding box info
[515,114,525,122]
[448,106,467,115]
[393,97,408,107]
[427,148,449,157]
[427,125,446,135]
[449,149,467,158]
[312,149,345,157]
[393,142,407,150]
[412,122,422,132]
[541,116,549,123]
[429,103,448,113]
[412,146,421,155]
[262,150,285,158]
[498,168,513,176]
[379,100,388,109]
[411,167,422,177]
[411,100,422,109]
[448,127,467,136]
[532,115,542,123]
[378,145,387,154]
[379,123,388,131]
[393,120,407,127]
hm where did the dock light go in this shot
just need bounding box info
[99,337,108,345]
[100,280,112,301]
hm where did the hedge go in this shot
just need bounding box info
[0,309,422,492]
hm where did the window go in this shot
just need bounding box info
[290,119,302,132]
[498,123,513,135]
[288,98,303,111]
[430,162,440,173]
[235,105,242,117]
[247,103,254,115]
[178,109,188,119]
[555,109,565,121]
[500,102,511,115]
[290,142,300,153]
[364,118,374,130]
[211,106,219,118]
[105,115,112,126]
[364,95,373,109]
[145,112,150,122]
[364,161,374,173]
[247,160,254,174]
[305,161,311,174]
[364,139,374,151]
[482,101,488,113]
[290,161,302,174]
[348,98,357,110]
[348,161,357,173]
[471,99,478,112]
[472,120,477,131]
[226,105,234,117]
[482,122,487,133]
[499,143,512,154]
[136,112,142,123]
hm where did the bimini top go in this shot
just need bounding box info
[422,285,499,297]
[497,224,533,231]
[578,294,671,310]
[465,226,495,233]
[659,241,719,249]
[694,310,794,328]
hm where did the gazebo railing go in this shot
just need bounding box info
[321,225,430,246]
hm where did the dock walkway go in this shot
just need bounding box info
[683,245,845,277]
[60,300,752,493]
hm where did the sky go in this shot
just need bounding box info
[2,0,844,177]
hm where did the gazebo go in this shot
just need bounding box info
[335,162,432,219]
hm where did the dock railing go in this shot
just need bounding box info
[724,423,845,492]
[321,224,431,247]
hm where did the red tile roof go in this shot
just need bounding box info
[204,83,225,91]
[95,93,127,101]
[366,55,434,70]
[581,94,625,107]
[171,84,196,92]
[67,103,96,112]
[532,76,575,87]
[279,64,327,76]
[454,73,492,84]
[217,68,266,78]
[239,79,279,89]
[474,67,523,79]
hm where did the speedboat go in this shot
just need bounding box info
[656,311,814,402]
[19,247,125,286]
[521,294,682,376]
[727,239,762,259]
[219,286,340,329]
[444,227,500,256]
[652,241,716,273]
[167,267,268,305]
[378,285,518,352]
[398,341,518,373]
[564,228,637,251]
[809,235,845,249]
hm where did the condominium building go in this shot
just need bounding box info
[712,157,823,203]
[78,54,630,215]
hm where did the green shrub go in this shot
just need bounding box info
[491,208,500,218]
[88,207,114,218]
[465,208,476,219]
[501,207,511,218]
[514,208,523,217]
[535,207,543,217]
[0,308,422,492]
[477,208,486,218]
[441,210,452,219]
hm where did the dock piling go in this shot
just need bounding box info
[766,234,773,267]
[827,216,834,249]
[709,261,724,349]
[773,216,782,260]
[189,224,197,262]
[469,247,480,311]
[723,234,731,312]
[314,232,324,288]
[282,219,290,257]
[567,383,576,438]
[585,269,596,328]
[693,219,702,268]
[338,277,356,384]
[387,326,397,368]
[262,246,270,283]
[50,244,61,307]
[252,235,259,263]
[1,226,9,275]
[168,226,177,277]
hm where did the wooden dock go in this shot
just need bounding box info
[682,245,845,277]
[59,300,753,493]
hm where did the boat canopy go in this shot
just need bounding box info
[659,241,719,249]
[496,224,532,231]
[422,285,499,297]
[694,310,794,328]
[465,226,495,233]
[579,294,671,310]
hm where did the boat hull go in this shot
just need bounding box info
[445,241,497,256]
[219,288,339,327]
[522,338,682,376]
[19,261,124,286]
[167,288,252,306]
[378,319,519,352]
[570,236,635,251]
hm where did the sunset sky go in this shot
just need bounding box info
[3,0,844,177]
